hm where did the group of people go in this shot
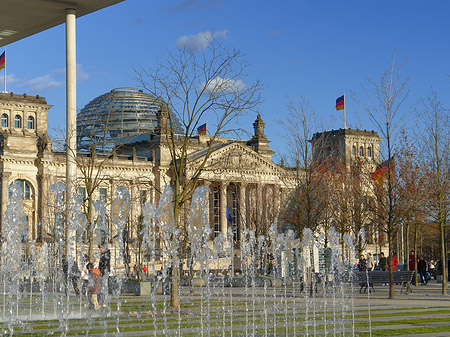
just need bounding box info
[357,251,399,272]
[357,250,433,286]
[62,244,111,310]
[409,250,432,285]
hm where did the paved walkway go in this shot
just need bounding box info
[0,279,449,336]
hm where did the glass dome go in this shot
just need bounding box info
[77,88,182,152]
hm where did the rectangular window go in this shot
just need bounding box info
[362,196,367,211]
[140,190,147,204]
[213,187,220,237]
[99,188,107,201]
[1,113,8,127]
[231,190,238,242]
[14,115,21,128]
[78,187,86,199]
[27,116,35,129]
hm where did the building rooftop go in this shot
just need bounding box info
[311,128,381,141]
[0,92,48,105]
[76,88,182,152]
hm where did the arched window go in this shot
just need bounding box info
[27,116,35,129]
[14,115,22,128]
[1,114,8,127]
[9,179,32,200]
[352,145,356,156]
[367,147,372,157]
[359,146,364,156]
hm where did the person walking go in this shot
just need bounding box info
[358,254,367,271]
[379,252,388,271]
[417,256,428,285]
[62,256,69,295]
[367,253,375,271]
[99,244,111,276]
[409,250,417,271]
[87,262,101,310]
[390,252,399,271]
[81,264,89,296]
[70,257,80,295]
[98,244,111,304]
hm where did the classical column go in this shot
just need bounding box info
[36,173,45,241]
[131,182,138,241]
[0,172,11,235]
[273,185,281,224]
[203,181,210,228]
[256,183,263,231]
[238,182,246,242]
[248,184,255,230]
[220,181,228,236]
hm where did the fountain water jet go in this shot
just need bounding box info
[0,183,374,336]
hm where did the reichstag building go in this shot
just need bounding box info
[0,88,382,262]
[0,89,297,254]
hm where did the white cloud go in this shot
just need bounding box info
[76,64,89,82]
[20,63,89,92]
[0,73,20,84]
[25,74,63,92]
[203,77,246,94]
[54,64,89,82]
[175,30,229,50]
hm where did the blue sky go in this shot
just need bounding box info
[2,0,450,162]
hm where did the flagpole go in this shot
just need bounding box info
[344,92,346,129]
[3,47,5,93]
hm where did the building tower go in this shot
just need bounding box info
[246,113,274,160]
[310,128,382,169]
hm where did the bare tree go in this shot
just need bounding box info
[136,41,262,308]
[393,132,427,286]
[417,91,450,295]
[278,98,328,237]
[63,123,121,260]
[348,157,375,255]
[353,54,412,298]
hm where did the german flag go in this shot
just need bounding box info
[0,52,5,71]
[197,123,207,135]
[335,95,344,111]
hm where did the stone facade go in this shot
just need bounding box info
[311,128,387,255]
[311,128,382,169]
[0,92,296,254]
[0,91,388,266]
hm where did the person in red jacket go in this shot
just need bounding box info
[409,250,418,270]
[87,262,101,310]
[390,252,399,271]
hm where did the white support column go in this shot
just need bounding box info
[65,8,77,256]
[220,181,228,236]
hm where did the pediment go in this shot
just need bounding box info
[188,142,283,174]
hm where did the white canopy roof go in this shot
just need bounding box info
[0,0,124,47]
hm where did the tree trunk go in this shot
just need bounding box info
[171,264,179,308]
[440,218,447,295]
[405,224,409,267]
[388,229,395,298]
[87,197,94,260]
[414,227,418,286]
[171,200,181,309]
